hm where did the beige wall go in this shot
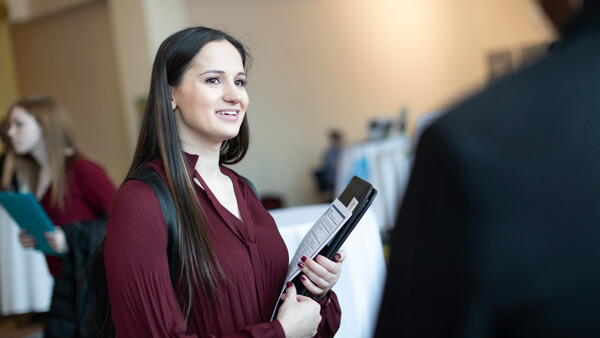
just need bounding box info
[105,0,152,155]
[143,0,188,55]
[10,0,129,183]
[0,0,18,120]
[4,0,556,206]
[184,0,555,206]
[6,0,96,22]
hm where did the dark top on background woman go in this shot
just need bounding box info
[43,155,115,276]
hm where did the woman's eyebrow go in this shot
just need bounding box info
[200,70,246,76]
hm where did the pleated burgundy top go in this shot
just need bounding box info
[105,154,341,337]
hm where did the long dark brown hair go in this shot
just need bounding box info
[128,27,251,320]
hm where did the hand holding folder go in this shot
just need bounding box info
[0,191,65,257]
[271,176,377,319]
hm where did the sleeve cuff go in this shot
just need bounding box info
[314,290,333,306]
[270,319,286,338]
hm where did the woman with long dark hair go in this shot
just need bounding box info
[105,27,343,337]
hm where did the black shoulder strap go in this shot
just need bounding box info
[127,166,179,286]
[77,165,179,338]
[126,168,252,286]
[241,176,258,197]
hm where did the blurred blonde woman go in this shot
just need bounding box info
[0,112,54,318]
[6,94,116,337]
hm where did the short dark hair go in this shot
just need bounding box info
[329,130,342,141]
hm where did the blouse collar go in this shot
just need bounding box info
[182,151,239,184]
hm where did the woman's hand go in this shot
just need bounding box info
[44,226,69,254]
[296,250,346,299]
[18,229,37,248]
[277,282,321,338]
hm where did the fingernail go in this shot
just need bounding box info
[301,256,307,262]
[286,281,293,288]
[335,253,342,260]
[297,262,305,269]
[300,275,306,281]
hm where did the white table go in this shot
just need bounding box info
[270,204,386,338]
[0,206,53,315]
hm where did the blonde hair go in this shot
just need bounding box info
[9,95,77,208]
[0,117,15,190]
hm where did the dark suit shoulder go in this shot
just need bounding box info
[434,23,600,152]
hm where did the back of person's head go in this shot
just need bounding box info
[329,130,342,141]
[8,94,76,207]
[538,0,600,35]
[129,26,251,320]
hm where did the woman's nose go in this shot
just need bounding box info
[223,84,243,103]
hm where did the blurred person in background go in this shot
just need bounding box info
[0,109,53,325]
[7,94,116,337]
[314,129,344,202]
[375,0,600,337]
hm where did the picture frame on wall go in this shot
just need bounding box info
[487,50,513,84]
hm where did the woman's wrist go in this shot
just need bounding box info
[312,290,330,303]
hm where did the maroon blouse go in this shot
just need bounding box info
[41,156,116,276]
[104,154,341,337]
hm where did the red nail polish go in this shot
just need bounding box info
[297,262,305,269]
[335,253,341,260]
[301,256,307,262]
[286,281,293,288]
[300,275,306,281]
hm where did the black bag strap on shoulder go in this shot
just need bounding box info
[241,175,258,197]
[77,165,179,338]
[127,165,179,283]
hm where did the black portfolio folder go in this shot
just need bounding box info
[271,176,377,318]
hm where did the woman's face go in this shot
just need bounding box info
[171,40,249,151]
[6,106,44,155]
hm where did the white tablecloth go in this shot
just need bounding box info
[270,204,386,338]
[0,206,53,315]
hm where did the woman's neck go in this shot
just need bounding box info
[30,142,49,168]
[183,145,222,180]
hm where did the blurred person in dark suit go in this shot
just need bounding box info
[375,1,600,337]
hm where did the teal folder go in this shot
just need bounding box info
[0,191,64,257]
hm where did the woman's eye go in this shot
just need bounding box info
[235,79,247,87]
[206,77,221,84]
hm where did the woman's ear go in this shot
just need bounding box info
[170,88,177,111]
